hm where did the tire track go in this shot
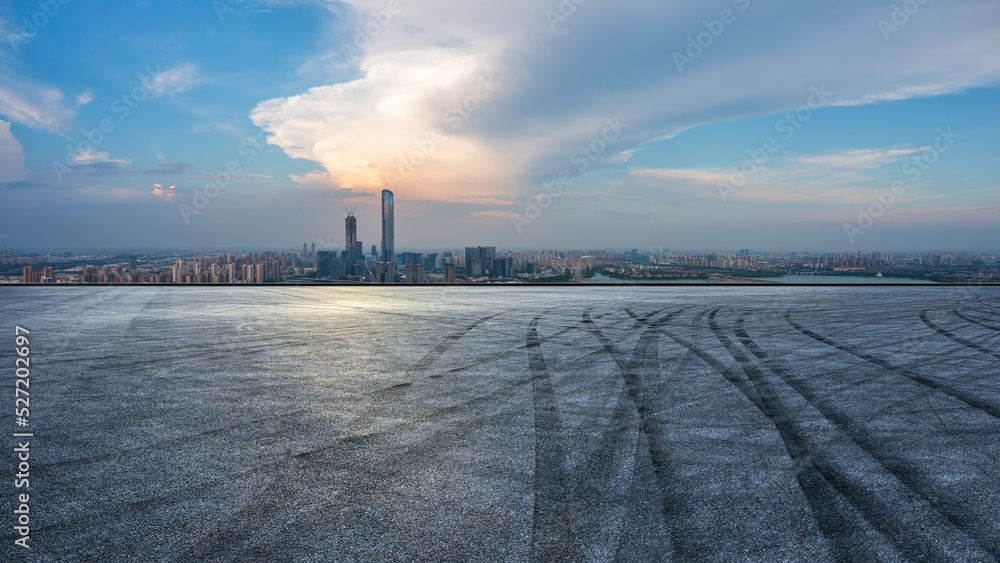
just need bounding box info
[785,314,1000,420]
[527,316,581,562]
[954,310,1000,332]
[528,309,684,561]
[735,317,997,561]
[658,314,765,413]
[708,308,889,561]
[921,310,1000,360]
[582,308,709,559]
[527,307,672,561]
[581,310,628,372]
[409,313,501,372]
[624,308,663,325]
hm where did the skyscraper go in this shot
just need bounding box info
[345,210,358,276]
[381,189,395,282]
[317,251,331,278]
[465,246,496,279]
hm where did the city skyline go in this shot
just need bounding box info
[1,1,998,251]
[5,245,997,285]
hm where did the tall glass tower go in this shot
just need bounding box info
[381,189,394,268]
[345,210,357,276]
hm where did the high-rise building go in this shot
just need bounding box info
[375,261,393,284]
[330,257,345,280]
[310,242,316,258]
[23,266,31,283]
[371,245,378,260]
[381,189,394,262]
[405,264,425,283]
[317,251,332,278]
[444,263,456,284]
[493,257,513,278]
[423,253,438,272]
[303,243,308,257]
[465,246,496,279]
[345,210,358,276]
[380,189,395,282]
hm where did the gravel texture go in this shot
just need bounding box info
[0,286,998,562]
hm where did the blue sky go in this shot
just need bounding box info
[0,0,997,251]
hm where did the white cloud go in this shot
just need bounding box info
[795,148,925,170]
[76,89,95,107]
[149,64,202,97]
[0,66,75,132]
[252,48,512,201]
[252,0,1000,208]
[625,146,933,206]
[0,120,28,183]
[70,147,131,166]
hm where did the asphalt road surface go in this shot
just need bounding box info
[1,286,998,562]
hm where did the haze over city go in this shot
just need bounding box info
[1,0,998,251]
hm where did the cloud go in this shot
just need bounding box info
[76,89,95,107]
[151,184,178,199]
[250,0,1000,209]
[0,67,75,131]
[70,148,131,166]
[149,64,202,97]
[623,146,931,206]
[252,48,510,201]
[633,168,733,184]
[795,147,925,170]
[0,120,28,183]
